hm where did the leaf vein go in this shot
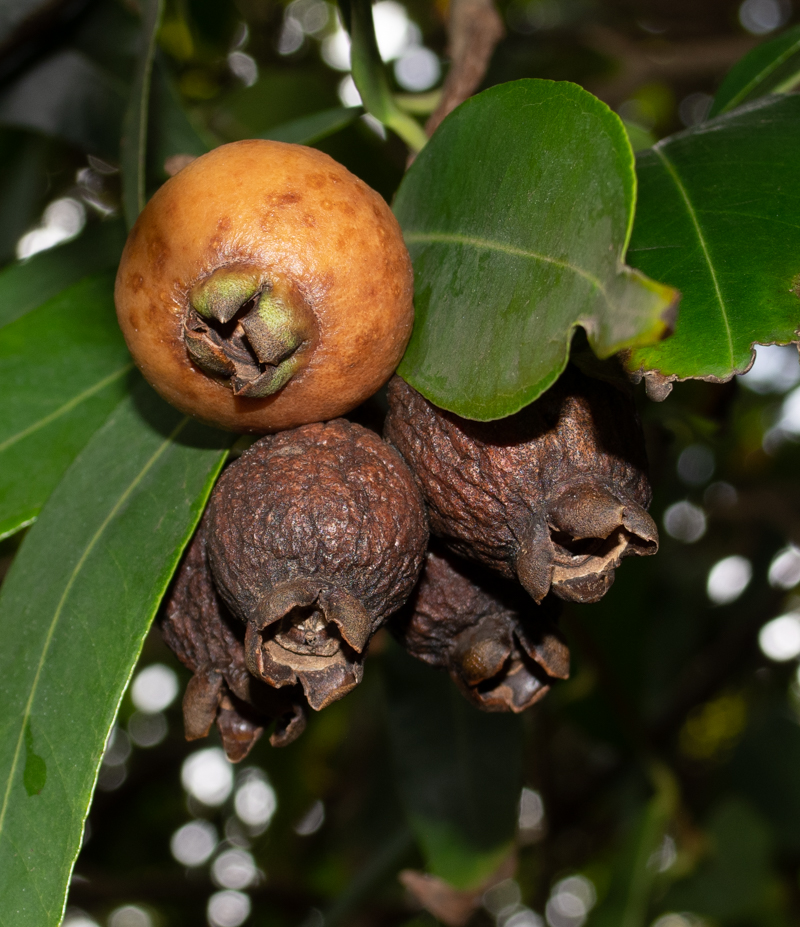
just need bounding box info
[0,415,189,841]
[0,363,134,454]
[403,231,608,301]
[651,145,734,366]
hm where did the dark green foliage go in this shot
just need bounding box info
[1,1,800,925]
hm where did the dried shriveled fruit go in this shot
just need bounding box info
[394,544,569,712]
[115,140,413,433]
[206,419,429,710]
[384,367,658,605]
[163,518,307,760]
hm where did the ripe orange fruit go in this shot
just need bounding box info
[115,139,414,432]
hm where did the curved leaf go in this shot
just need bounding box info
[0,273,132,540]
[624,94,800,394]
[263,105,363,145]
[0,382,231,927]
[394,79,678,421]
[342,0,428,152]
[0,220,126,329]
[710,24,800,118]
[121,0,164,228]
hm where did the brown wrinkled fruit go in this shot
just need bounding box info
[163,517,307,760]
[384,367,658,605]
[206,419,429,711]
[394,544,569,712]
[115,140,414,433]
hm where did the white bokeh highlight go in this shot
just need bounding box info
[212,848,258,890]
[170,819,218,866]
[207,890,251,927]
[108,906,153,927]
[664,502,707,544]
[182,748,234,807]
[131,664,179,713]
[739,344,800,394]
[234,771,277,831]
[707,556,752,605]
[768,546,800,590]
[759,614,800,662]
[17,197,86,260]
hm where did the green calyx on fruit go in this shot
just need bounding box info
[183,264,315,399]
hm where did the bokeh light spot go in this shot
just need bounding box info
[131,664,179,713]
[170,819,218,867]
[707,555,751,604]
[759,614,800,662]
[663,501,706,543]
[182,748,234,807]
[207,890,251,927]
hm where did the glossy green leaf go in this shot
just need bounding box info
[624,94,800,394]
[394,79,678,420]
[383,643,522,889]
[0,220,126,329]
[0,273,132,541]
[710,24,800,117]
[121,0,164,228]
[263,105,363,145]
[0,50,125,157]
[0,382,231,926]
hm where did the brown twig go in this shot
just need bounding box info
[584,26,758,108]
[424,0,505,139]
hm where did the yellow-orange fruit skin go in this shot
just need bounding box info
[114,139,414,433]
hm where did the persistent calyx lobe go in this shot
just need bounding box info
[164,419,429,758]
[184,263,315,399]
[394,544,569,713]
[385,366,658,605]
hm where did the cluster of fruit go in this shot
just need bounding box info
[115,141,658,760]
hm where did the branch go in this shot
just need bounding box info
[424,0,505,139]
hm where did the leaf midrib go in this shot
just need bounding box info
[0,363,134,454]
[0,415,189,841]
[651,145,735,367]
[403,231,610,304]
[723,36,800,113]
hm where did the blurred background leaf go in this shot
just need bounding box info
[710,22,800,116]
[383,642,522,889]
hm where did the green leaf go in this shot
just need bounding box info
[624,94,800,393]
[382,643,522,889]
[394,79,678,421]
[661,798,773,920]
[0,273,132,541]
[0,220,126,329]
[0,381,231,926]
[149,52,212,175]
[263,105,363,146]
[590,764,679,927]
[0,50,126,157]
[342,0,428,152]
[709,24,800,117]
[121,0,164,228]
